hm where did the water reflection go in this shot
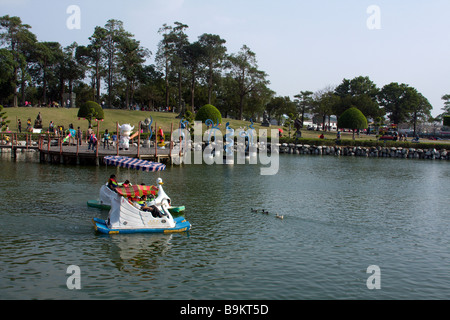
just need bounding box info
[105,234,174,274]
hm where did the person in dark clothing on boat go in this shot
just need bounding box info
[147,206,164,218]
[142,204,163,218]
[139,195,164,218]
[108,175,119,190]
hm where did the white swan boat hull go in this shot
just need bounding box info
[92,178,191,234]
[92,216,191,234]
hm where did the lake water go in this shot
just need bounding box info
[1,152,450,300]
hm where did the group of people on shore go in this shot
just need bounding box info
[107,175,164,218]
[81,126,117,152]
[14,111,118,152]
[16,113,42,133]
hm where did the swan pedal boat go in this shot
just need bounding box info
[88,182,185,216]
[92,178,191,235]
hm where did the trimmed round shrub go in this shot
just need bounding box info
[338,107,368,131]
[195,104,222,124]
[77,101,104,123]
[338,107,368,140]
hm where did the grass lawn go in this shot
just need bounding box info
[4,106,287,137]
[3,106,348,140]
[0,106,373,140]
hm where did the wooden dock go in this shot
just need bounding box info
[1,132,176,166]
[39,144,173,166]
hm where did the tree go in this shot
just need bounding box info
[0,104,10,132]
[373,116,384,135]
[155,24,173,110]
[266,96,296,124]
[245,82,273,120]
[378,82,414,125]
[117,36,150,109]
[440,94,450,119]
[0,48,15,103]
[56,42,85,107]
[155,22,189,113]
[410,92,432,136]
[379,83,432,135]
[335,76,379,98]
[0,15,36,106]
[17,33,37,106]
[337,107,368,140]
[294,91,313,128]
[284,113,296,138]
[103,19,134,108]
[312,86,338,131]
[181,109,195,134]
[444,116,450,127]
[80,26,108,103]
[184,40,206,113]
[30,41,63,105]
[226,45,269,120]
[198,33,227,104]
[195,104,222,124]
[334,76,382,119]
[134,64,165,110]
[77,101,104,127]
[215,74,240,118]
[73,82,94,104]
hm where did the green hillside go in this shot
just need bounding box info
[3,107,281,136]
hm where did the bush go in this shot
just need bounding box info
[278,137,450,150]
[338,107,368,130]
[77,101,104,125]
[0,105,10,132]
[337,107,368,140]
[195,104,222,124]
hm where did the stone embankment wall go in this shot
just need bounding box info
[276,143,450,160]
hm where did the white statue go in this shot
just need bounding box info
[118,123,135,150]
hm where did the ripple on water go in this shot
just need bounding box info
[1,156,450,299]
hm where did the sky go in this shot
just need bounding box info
[1,0,450,117]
